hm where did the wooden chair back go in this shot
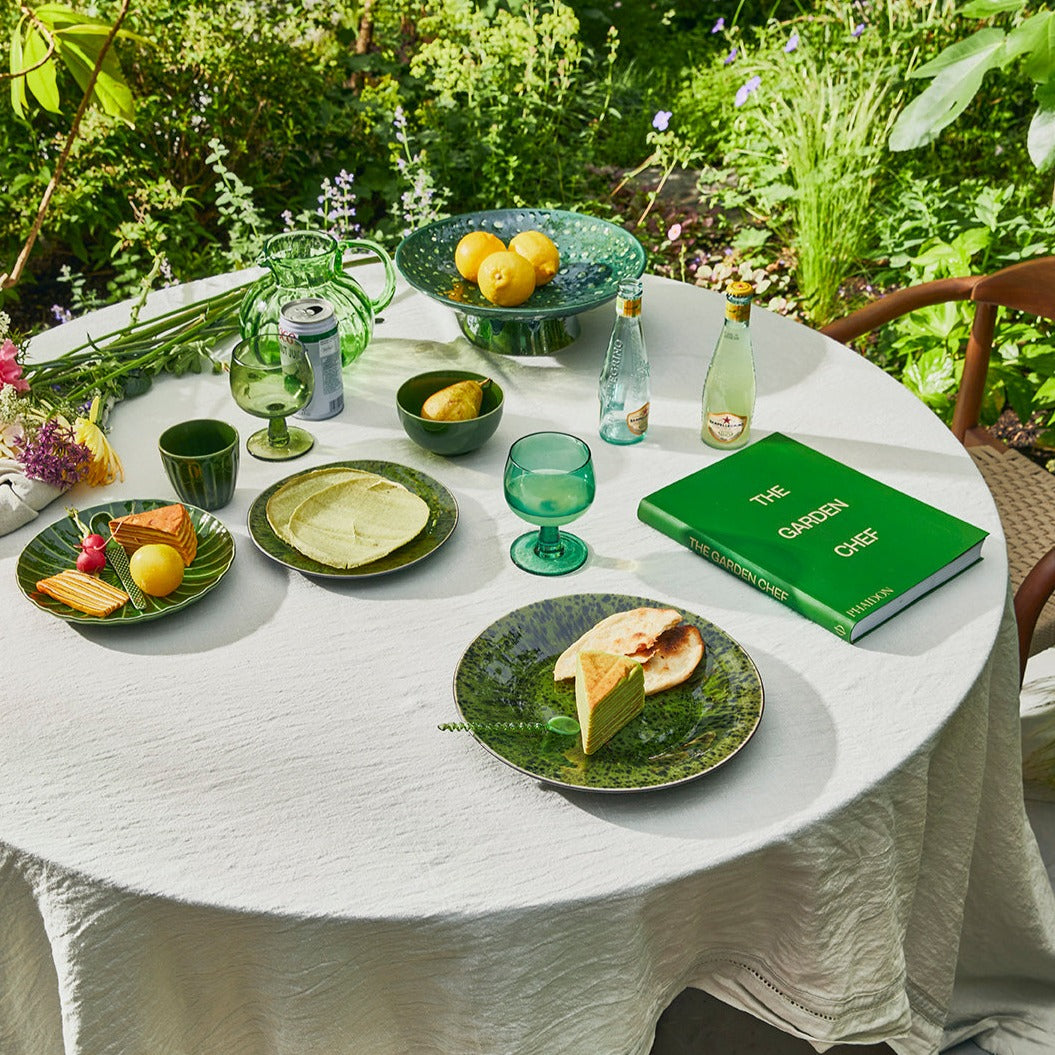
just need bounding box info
[821,256,1055,447]
[821,256,1055,680]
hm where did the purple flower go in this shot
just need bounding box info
[851,22,865,37]
[652,110,672,132]
[15,419,91,488]
[51,304,73,325]
[784,32,799,53]
[711,17,725,33]
[734,75,761,108]
[724,47,738,65]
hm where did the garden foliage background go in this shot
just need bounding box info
[2,0,1054,445]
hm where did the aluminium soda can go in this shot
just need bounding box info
[279,297,344,420]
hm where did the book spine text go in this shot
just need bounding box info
[637,502,857,639]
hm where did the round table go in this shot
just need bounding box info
[2,271,1054,1055]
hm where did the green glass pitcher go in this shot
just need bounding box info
[238,230,396,366]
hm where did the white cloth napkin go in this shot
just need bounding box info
[0,458,66,536]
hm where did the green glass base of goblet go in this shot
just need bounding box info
[510,528,588,575]
[246,424,315,461]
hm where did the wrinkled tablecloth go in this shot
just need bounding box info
[1,273,1053,1055]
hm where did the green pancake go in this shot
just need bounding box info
[284,475,431,569]
[266,467,376,542]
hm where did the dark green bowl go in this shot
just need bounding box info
[396,370,504,456]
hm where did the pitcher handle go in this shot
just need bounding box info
[340,238,396,314]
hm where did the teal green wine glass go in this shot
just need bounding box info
[229,332,315,461]
[503,431,596,575]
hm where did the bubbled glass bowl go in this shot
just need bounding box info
[395,208,646,354]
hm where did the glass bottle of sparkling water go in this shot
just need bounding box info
[598,278,650,445]
[701,280,755,449]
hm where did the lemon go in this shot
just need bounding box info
[509,230,560,286]
[477,251,536,307]
[129,544,185,597]
[454,231,507,283]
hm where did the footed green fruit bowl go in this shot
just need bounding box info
[395,208,645,356]
[397,370,504,456]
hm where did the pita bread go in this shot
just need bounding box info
[639,624,705,695]
[283,475,430,569]
[267,467,378,541]
[553,607,682,681]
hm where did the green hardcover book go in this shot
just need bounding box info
[637,432,988,641]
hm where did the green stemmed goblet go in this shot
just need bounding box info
[503,431,596,575]
[229,332,315,460]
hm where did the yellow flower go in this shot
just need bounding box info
[73,397,124,487]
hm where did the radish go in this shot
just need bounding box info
[76,547,107,574]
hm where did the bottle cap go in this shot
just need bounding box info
[726,280,754,302]
[724,280,753,322]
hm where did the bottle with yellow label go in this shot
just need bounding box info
[701,280,755,449]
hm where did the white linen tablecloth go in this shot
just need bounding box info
[1,272,1054,1055]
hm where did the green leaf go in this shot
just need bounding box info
[1004,12,1054,66]
[917,302,966,340]
[960,0,1026,15]
[952,225,992,259]
[903,348,957,404]
[1028,82,1055,169]
[1032,374,1055,404]
[732,227,771,250]
[24,27,60,113]
[9,15,27,117]
[53,33,134,124]
[55,24,153,48]
[910,27,1005,80]
[31,5,98,28]
[1022,13,1055,83]
[890,32,1005,151]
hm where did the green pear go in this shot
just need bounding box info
[421,378,491,422]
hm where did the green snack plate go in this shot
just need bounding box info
[395,208,646,321]
[248,460,458,579]
[17,499,235,625]
[453,593,764,793]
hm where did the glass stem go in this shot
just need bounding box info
[535,525,564,558]
[268,416,291,448]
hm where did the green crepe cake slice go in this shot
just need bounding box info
[575,650,646,755]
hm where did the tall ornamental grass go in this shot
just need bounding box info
[763,48,896,323]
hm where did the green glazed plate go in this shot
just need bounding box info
[16,499,235,625]
[453,593,764,793]
[248,459,458,579]
[395,208,646,321]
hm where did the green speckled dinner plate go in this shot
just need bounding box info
[395,208,645,321]
[16,499,235,625]
[453,593,763,793]
[248,460,458,578]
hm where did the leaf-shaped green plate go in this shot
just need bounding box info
[453,593,763,793]
[247,460,458,578]
[395,208,645,321]
[16,499,235,625]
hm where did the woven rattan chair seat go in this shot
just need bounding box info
[970,445,1055,655]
